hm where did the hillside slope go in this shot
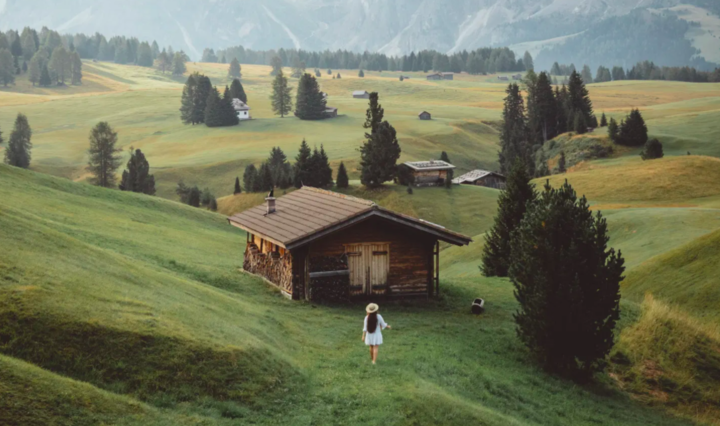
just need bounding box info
[0,164,697,425]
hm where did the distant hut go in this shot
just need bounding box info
[228,187,471,300]
[353,90,370,99]
[441,72,454,80]
[426,73,443,81]
[418,111,432,120]
[452,170,506,189]
[401,160,455,187]
[324,107,338,118]
[497,76,509,81]
[232,99,251,120]
[512,73,522,80]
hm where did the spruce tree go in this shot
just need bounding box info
[270,69,292,118]
[230,78,247,103]
[567,71,594,125]
[0,48,15,86]
[600,112,607,127]
[204,87,225,127]
[293,139,312,188]
[527,72,558,143]
[440,151,450,163]
[228,58,241,79]
[294,73,326,120]
[640,138,663,160]
[270,56,283,76]
[608,118,619,142]
[28,53,41,85]
[243,164,258,193]
[509,181,625,380]
[119,148,156,195]
[234,176,242,194]
[87,122,122,188]
[318,145,333,187]
[256,162,274,192]
[4,113,32,168]
[481,160,536,277]
[363,92,384,136]
[336,161,349,188]
[358,69,364,77]
[222,86,240,126]
[71,51,82,85]
[180,74,197,124]
[39,63,52,86]
[617,109,648,147]
[193,74,212,124]
[499,84,532,176]
[267,147,293,189]
[359,121,401,188]
[573,112,587,134]
[558,151,566,173]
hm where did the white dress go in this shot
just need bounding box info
[364,314,387,346]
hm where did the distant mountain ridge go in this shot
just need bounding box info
[0,0,717,69]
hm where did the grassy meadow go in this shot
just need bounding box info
[1,60,720,199]
[1,60,720,425]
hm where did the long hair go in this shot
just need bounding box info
[367,312,378,333]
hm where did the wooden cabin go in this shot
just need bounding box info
[324,107,338,118]
[402,160,455,187]
[227,187,471,300]
[452,169,506,189]
[418,111,432,120]
[353,90,370,99]
[426,73,442,81]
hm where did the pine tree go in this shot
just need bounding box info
[358,69,365,77]
[28,53,41,85]
[608,118,619,142]
[318,144,333,187]
[363,92,384,136]
[230,78,247,103]
[270,56,283,76]
[581,65,593,83]
[336,73,341,79]
[228,58,241,79]
[267,147,293,189]
[440,151,450,163]
[119,148,156,195]
[222,86,240,126]
[499,84,533,176]
[48,46,70,84]
[234,177,242,194]
[243,164,258,193]
[3,113,32,168]
[481,160,536,277]
[180,74,197,124]
[10,36,22,61]
[567,71,594,125]
[256,162,274,192]
[600,112,607,127]
[527,72,559,143]
[523,51,534,71]
[270,69,292,118]
[573,112,587,134]
[87,122,122,188]
[640,138,663,160]
[558,151,566,173]
[71,51,82,85]
[509,181,625,380]
[193,74,212,125]
[172,51,187,76]
[336,161,349,188]
[617,109,648,147]
[204,87,225,127]
[39,63,51,87]
[294,73,326,120]
[155,50,170,74]
[293,139,312,188]
[359,121,402,188]
[0,48,15,86]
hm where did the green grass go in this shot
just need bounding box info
[0,163,699,425]
[1,61,719,201]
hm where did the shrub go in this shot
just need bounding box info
[640,138,664,160]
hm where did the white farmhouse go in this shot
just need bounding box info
[232,99,251,120]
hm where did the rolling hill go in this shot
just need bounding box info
[0,163,702,425]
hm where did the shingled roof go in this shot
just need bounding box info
[452,169,505,184]
[403,160,455,171]
[227,187,471,249]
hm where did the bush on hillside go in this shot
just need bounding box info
[640,138,664,160]
[616,109,648,147]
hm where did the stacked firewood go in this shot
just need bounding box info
[244,244,293,293]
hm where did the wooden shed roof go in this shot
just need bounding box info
[452,169,505,184]
[403,160,455,171]
[227,187,471,249]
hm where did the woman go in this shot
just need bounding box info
[362,303,391,364]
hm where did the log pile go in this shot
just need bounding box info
[309,254,349,303]
[244,244,293,294]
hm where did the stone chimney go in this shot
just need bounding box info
[265,188,276,215]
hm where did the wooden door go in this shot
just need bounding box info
[345,243,389,296]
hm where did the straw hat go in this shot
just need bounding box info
[366,303,379,313]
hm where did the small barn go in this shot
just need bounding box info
[418,111,432,120]
[324,107,338,118]
[452,170,506,189]
[228,187,471,300]
[401,160,455,187]
[512,73,522,80]
[441,72,454,80]
[353,90,370,99]
[497,76,508,81]
[232,99,251,120]
[426,73,442,81]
